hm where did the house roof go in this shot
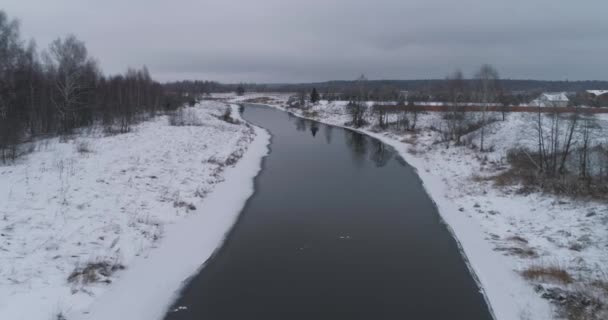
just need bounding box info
[586,90,608,96]
[541,92,569,101]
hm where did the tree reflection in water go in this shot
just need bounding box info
[296,118,307,132]
[310,122,319,137]
[370,139,392,168]
[344,130,368,167]
[324,125,333,144]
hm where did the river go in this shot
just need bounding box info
[163,104,493,320]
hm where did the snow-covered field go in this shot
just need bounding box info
[232,93,608,320]
[0,101,269,320]
[3,91,606,319]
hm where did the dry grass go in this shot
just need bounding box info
[497,246,538,258]
[522,264,574,284]
[173,200,196,211]
[302,110,319,118]
[507,235,529,244]
[68,260,125,285]
[407,148,421,156]
[541,286,606,320]
[592,279,608,294]
[521,264,607,319]
[471,173,497,183]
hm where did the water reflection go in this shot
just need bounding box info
[310,122,319,137]
[296,118,307,131]
[324,125,333,144]
[344,130,368,167]
[370,139,392,168]
[286,112,395,168]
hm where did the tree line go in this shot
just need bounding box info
[163,80,225,97]
[255,79,608,97]
[0,10,182,163]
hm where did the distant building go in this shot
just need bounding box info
[585,90,608,107]
[586,90,608,97]
[531,92,569,107]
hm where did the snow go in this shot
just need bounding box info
[0,101,269,320]
[234,93,608,320]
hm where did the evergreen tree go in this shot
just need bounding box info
[310,88,320,103]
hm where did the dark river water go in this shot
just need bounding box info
[164,104,493,320]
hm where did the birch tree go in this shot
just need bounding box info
[45,35,98,133]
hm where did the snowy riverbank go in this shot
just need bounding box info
[0,101,270,320]
[229,93,608,320]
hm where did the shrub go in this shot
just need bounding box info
[496,148,608,199]
[169,108,203,126]
[75,141,93,154]
[221,106,232,122]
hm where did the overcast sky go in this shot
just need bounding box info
[4,0,608,83]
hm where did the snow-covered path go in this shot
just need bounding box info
[0,101,270,320]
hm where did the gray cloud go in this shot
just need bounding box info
[4,0,608,82]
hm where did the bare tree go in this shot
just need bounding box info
[348,74,369,127]
[0,11,23,161]
[45,35,98,133]
[533,101,581,177]
[557,110,579,175]
[373,104,388,129]
[298,90,306,108]
[407,97,419,131]
[498,93,513,121]
[474,64,500,151]
[356,73,368,102]
[445,70,468,143]
[578,115,598,180]
[348,100,367,128]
